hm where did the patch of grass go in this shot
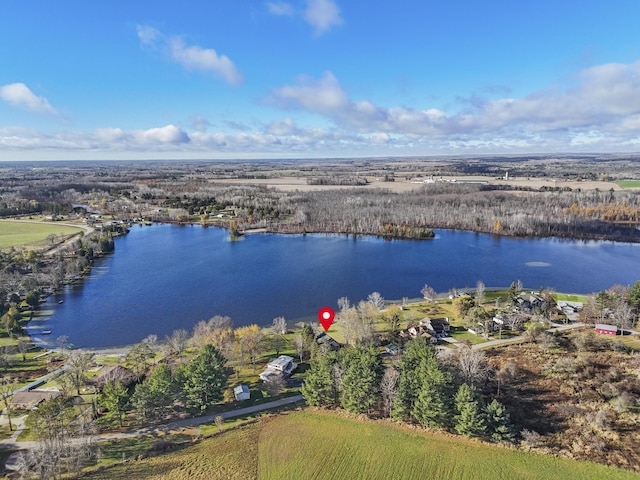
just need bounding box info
[83,423,260,479]
[615,180,640,189]
[0,220,82,248]
[80,410,639,479]
[552,292,589,302]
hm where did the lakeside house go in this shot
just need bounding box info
[515,292,546,313]
[91,365,137,392]
[259,355,298,381]
[316,332,341,351]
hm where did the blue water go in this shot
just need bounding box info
[33,224,640,348]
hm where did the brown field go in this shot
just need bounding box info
[208,175,623,193]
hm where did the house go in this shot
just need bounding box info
[233,385,251,401]
[91,365,137,392]
[259,355,298,381]
[11,389,61,410]
[419,317,450,338]
[316,332,341,351]
[400,324,437,344]
[515,292,546,313]
[594,324,618,336]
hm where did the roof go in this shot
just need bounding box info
[234,385,250,395]
[92,365,137,390]
[595,324,618,331]
[268,355,294,370]
[11,390,60,408]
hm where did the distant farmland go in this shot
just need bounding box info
[82,410,637,480]
[615,180,640,188]
[0,220,83,248]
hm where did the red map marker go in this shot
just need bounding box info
[318,307,335,332]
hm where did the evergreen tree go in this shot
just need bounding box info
[391,337,432,421]
[301,352,337,407]
[412,362,451,428]
[339,346,381,414]
[99,380,129,427]
[182,344,228,413]
[454,383,486,437]
[392,337,453,427]
[485,399,515,442]
[131,364,177,420]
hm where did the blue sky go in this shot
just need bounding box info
[2,1,640,160]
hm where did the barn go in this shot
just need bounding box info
[594,324,618,336]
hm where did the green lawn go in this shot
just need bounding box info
[615,180,640,189]
[0,220,82,248]
[551,292,589,302]
[80,410,638,480]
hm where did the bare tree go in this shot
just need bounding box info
[367,291,385,311]
[272,316,287,335]
[215,415,224,431]
[0,377,17,431]
[421,284,436,302]
[496,362,518,396]
[456,346,491,387]
[67,352,94,395]
[236,325,265,373]
[379,366,400,417]
[143,333,159,363]
[476,280,486,306]
[292,333,306,363]
[165,329,189,358]
[337,296,351,313]
[17,338,30,361]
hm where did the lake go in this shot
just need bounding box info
[32,224,640,348]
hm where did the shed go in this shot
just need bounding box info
[594,324,618,336]
[233,385,251,401]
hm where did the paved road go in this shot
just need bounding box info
[0,394,305,450]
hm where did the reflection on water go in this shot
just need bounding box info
[35,224,640,348]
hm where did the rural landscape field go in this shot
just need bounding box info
[4,1,640,478]
[80,411,638,480]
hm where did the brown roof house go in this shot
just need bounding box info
[11,389,61,410]
[91,365,137,392]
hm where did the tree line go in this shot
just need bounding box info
[302,337,515,442]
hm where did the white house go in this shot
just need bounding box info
[233,385,251,401]
[259,355,297,381]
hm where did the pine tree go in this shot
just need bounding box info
[391,337,433,421]
[454,383,486,437]
[485,399,515,442]
[182,344,228,413]
[99,380,129,427]
[412,359,451,428]
[339,347,381,414]
[301,352,337,407]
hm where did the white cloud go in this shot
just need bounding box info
[266,61,640,141]
[136,24,161,46]
[267,2,294,16]
[0,83,57,114]
[267,0,342,35]
[304,0,342,35]
[136,25,243,85]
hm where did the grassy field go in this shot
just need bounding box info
[0,220,82,248]
[81,410,638,480]
[551,292,589,302]
[615,180,640,189]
